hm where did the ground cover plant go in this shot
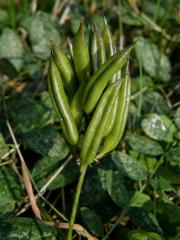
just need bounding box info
[0,0,180,240]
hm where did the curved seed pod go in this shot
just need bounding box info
[70,80,86,126]
[73,23,90,83]
[49,59,79,145]
[109,45,119,85]
[51,44,77,97]
[102,17,114,58]
[102,92,119,137]
[102,18,117,85]
[103,65,127,136]
[48,73,70,142]
[89,27,98,73]
[95,26,106,67]
[103,58,124,137]
[97,65,131,158]
[83,47,129,98]
[90,25,106,73]
[117,78,131,140]
[80,81,121,171]
[83,45,133,114]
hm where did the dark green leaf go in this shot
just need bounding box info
[70,16,80,34]
[7,96,53,135]
[141,113,176,142]
[156,202,180,238]
[39,91,58,123]
[158,165,180,184]
[140,91,170,115]
[131,75,153,94]
[80,207,104,236]
[129,151,158,175]
[91,15,105,30]
[0,58,18,77]
[175,107,180,129]
[156,202,180,224]
[80,160,118,222]
[175,130,180,140]
[106,170,130,207]
[126,134,163,156]
[48,161,79,190]
[0,217,65,240]
[22,11,60,59]
[0,166,23,218]
[112,151,147,181]
[123,11,145,26]
[129,192,151,208]
[165,147,180,166]
[25,126,69,159]
[129,207,162,234]
[0,28,25,71]
[0,9,8,27]
[150,177,175,192]
[128,231,162,240]
[135,38,171,82]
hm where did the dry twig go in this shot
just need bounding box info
[16,155,72,216]
[6,120,42,219]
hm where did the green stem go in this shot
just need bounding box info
[67,168,87,240]
[118,0,123,50]
[137,56,143,117]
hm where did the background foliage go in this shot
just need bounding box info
[0,0,179,239]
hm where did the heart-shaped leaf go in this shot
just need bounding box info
[141,113,176,142]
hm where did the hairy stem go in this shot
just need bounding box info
[67,168,87,240]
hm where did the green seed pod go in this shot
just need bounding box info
[48,73,70,142]
[110,45,119,85]
[49,59,79,145]
[73,23,90,83]
[83,45,133,114]
[103,65,126,137]
[89,24,106,73]
[94,26,106,67]
[102,18,117,84]
[80,81,121,171]
[51,44,77,97]
[102,92,119,137]
[83,46,129,99]
[102,17,114,58]
[89,26,98,73]
[97,65,131,158]
[70,80,86,126]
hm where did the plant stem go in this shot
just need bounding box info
[137,55,143,117]
[118,0,124,51]
[67,168,87,240]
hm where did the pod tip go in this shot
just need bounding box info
[126,60,130,73]
[76,21,84,36]
[80,22,83,31]
[90,21,98,32]
[67,37,72,47]
[103,16,108,26]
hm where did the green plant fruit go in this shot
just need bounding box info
[73,23,90,83]
[49,59,79,145]
[83,45,133,114]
